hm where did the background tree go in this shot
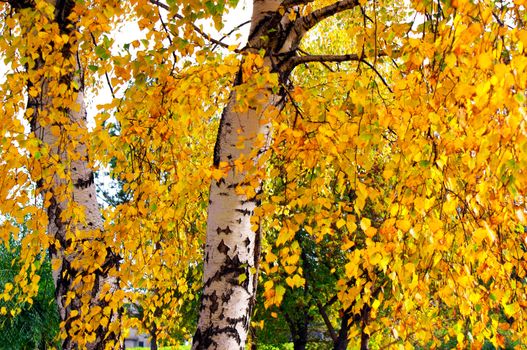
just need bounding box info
[0,221,59,349]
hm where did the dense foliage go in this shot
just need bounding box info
[2,0,527,348]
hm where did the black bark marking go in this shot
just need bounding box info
[209,292,219,314]
[213,103,231,166]
[74,171,94,189]
[241,198,258,204]
[218,240,230,255]
[244,237,251,247]
[233,66,243,85]
[193,325,243,350]
[202,254,247,291]
[221,291,231,303]
[235,208,252,216]
[216,226,232,235]
[228,181,250,189]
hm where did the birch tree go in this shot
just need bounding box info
[0,1,121,348]
[192,1,389,348]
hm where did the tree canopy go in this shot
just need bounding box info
[1,0,527,349]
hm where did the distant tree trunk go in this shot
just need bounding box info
[359,305,371,350]
[333,311,351,350]
[282,309,309,350]
[9,0,120,348]
[193,0,361,348]
[150,323,158,350]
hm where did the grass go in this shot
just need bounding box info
[128,346,190,350]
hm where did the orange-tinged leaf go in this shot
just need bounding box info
[396,219,411,232]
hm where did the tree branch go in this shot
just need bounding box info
[90,33,115,99]
[290,53,360,66]
[286,51,394,93]
[211,20,251,51]
[5,0,34,9]
[316,298,338,343]
[359,58,393,93]
[298,0,360,34]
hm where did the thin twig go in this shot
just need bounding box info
[90,33,115,99]
[211,19,251,51]
[359,58,393,93]
[157,5,179,66]
[297,48,334,72]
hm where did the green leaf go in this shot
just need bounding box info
[95,46,110,60]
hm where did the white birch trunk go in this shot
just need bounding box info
[192,93,276,349]
[193,1,294,349]
[19,1,121,348]
[30,85,120,349]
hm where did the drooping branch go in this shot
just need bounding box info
[149,0,240,51]
[285,51,394,93]
[315,299,338,343]
[359,58,393,93]
[90,33,116,99]
[211,19,251,51]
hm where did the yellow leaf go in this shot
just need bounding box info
[360,217,371,231]
[346,221,357,233]
[211,168,224,181]
[365,226,377,238]
[396,219,411,232]
[265,251,277,263]
[284,265,296,274]
[478,52,493,70]
[503,303,518,317]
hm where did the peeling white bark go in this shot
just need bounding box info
[193,2,285,350]
[193,91,277,349]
